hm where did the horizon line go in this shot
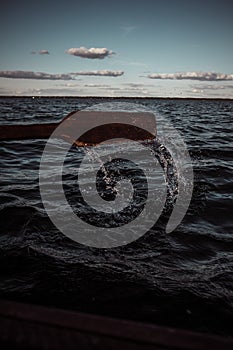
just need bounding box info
[0,95,232,101]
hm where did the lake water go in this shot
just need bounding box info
[0,97,232,337]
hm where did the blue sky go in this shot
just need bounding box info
[0,0,233,97]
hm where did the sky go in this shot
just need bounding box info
[0,0,233,98]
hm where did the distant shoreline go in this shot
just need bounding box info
[0,95,232,101]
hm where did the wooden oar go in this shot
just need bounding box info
[0,111,156,146]
[0,111,76,142]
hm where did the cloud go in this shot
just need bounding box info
[84,84,110,88]
[66,47,115,59]
[124,82,154,88]
[0,70,73,80]
[38,50,49,55]
[121,25,137,34]
[190,84,233,90]
[96,85,150,95]
[0,70,123,80]
[30,50,50,55]
[148,72,233,81]
[22,88,84,96]
[191,89,204,94]
[72,70,124,77]
[55,83,80,87]
[0,87,13,95]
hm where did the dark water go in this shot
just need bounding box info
[0,97,232,337]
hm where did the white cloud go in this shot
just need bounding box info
[97,85,150,95]
[30,50,50,55]
[148,72,233,81]
[121,25,137,34]
[84,84,110,88]
[191,84,233,90]
[192,89,204,93]
[38,50,50,55]
[22,87,83,96]
[0,70,123,81]
[124,83,154,88]
[55,83,80,87]
[72,70,124,77]
[66,47,115,59]
[0,70,73,80]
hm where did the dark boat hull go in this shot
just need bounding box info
[0,299,232,350]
